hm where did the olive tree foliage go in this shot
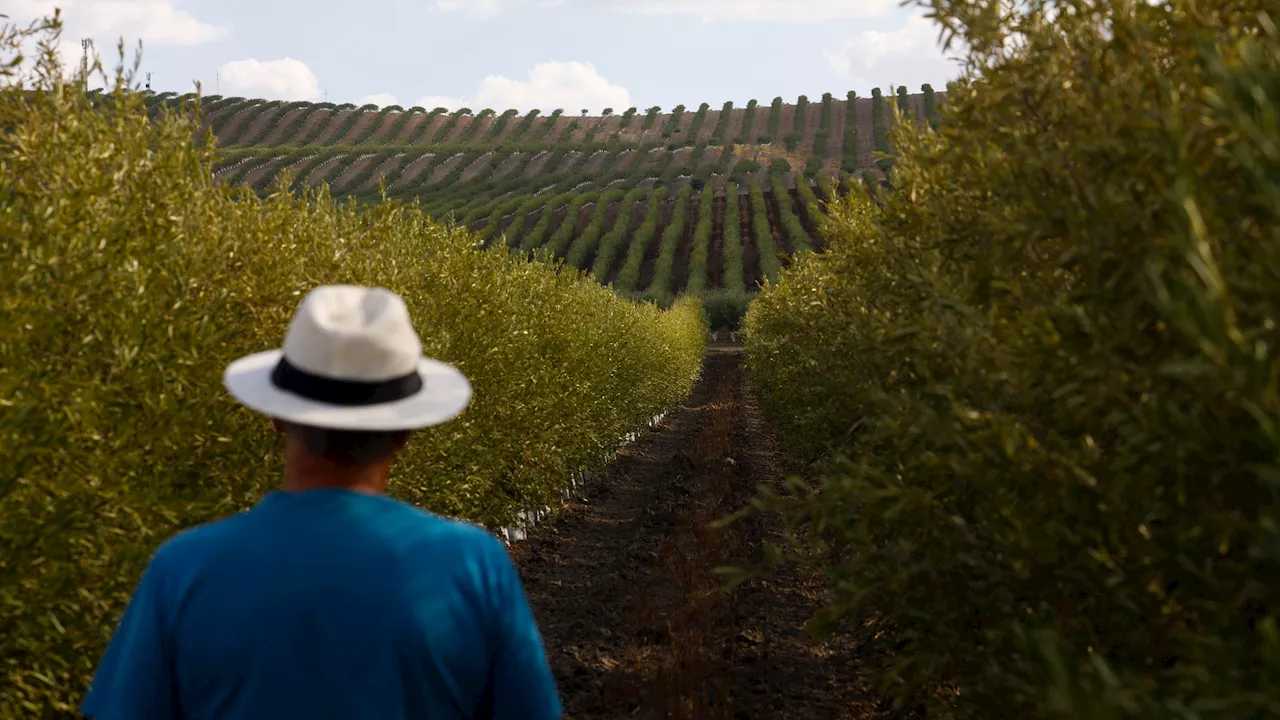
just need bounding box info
[738,0,1280,717]
[0,11,709,714]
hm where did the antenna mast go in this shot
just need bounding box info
[80,38,92,91]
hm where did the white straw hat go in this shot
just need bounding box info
[223,285,472,431]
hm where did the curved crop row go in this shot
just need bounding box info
[563,187,626,267]
[648,184,694,297]
[769,172,812,254]
[748,179,779,283]
[722,183,744,293]
[684,186,715,293]
[586,186,647,276]
[611,187,668,292]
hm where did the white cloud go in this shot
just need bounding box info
[357,93,399,108]
[433,0,507,20]
[7,0,228,88]
[824,12,966,91]
[434,0,892,21]
[615,0,895,22]
[8,0,229,46]
[475,61,629,114]
[217,58,320,102]
[415,61,628,114]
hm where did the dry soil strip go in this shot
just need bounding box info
[508,348,890,720]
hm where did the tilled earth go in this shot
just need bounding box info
[507,347,890,719]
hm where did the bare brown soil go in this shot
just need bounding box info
[522,151,556,179]
[441,115,473,144]
[391,112,429,144]
[723,108,745,146]
[357,154,406,192]
[542,205,571,252]
[583,150,612,174]
[579,202,623,270]
[569,117,600,143]
[467,116,498,144]
[590,114,618,141]
[218,102,267,142]
[519,206,543,238]
[312,111,352,145]
[490,152,526,182]
[459,152,497,182]
[637,197,676,292]
[493,209,522,246]
[338,112,381,144]
[762,189,794,257]
[743,107,769,147]
[197,103,244,136]
[239,156,285,188]
[231,105,285,147]
[283,108,332,145]
[574,202,599,237]
[369,112,408,144]
[301,156,344,186]
[671,193,699,294]
[615,118,649,144]
[612,150,637,173]
[738,190,762,290]
[332,154,377,190]
[775,102,796,147]
[855,98,876,169]
[791,187,822,246]
[261,107,312,145]
[696,110,721,143]
[708,196,726,290]
[425,152,468,185]
[602,202,650,284]
[547,116,577,143]
[509,350,888,720]
[672,111,697,139]
[826,101,846,172]
[555,151,583,175]
[391,153,436,188]
[419,113,452,144]
[699,146,722,170]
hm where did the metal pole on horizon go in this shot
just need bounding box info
[80,38,92,91]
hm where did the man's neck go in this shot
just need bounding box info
[281,452,391,495]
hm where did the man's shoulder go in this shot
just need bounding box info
[397,505,507,556]
[151,510,255,565]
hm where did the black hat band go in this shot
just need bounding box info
[270,356,423,406]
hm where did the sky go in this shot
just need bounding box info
[7,0,968,113]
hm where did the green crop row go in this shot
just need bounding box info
[587,186,648,277]
[684,185,715,293]
[722,183,744,293]
[612,187,669,292]
[741,0,1279,717]
[1,21,708,714]
[768,172,812,254]
[648,184,694,297]
[747,179,779,283]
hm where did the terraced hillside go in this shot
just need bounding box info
[146,88,945,311]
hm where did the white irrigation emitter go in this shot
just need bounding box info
[496,411,668,545]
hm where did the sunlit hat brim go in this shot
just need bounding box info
[223,349,472,431]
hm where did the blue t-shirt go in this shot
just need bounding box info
[82,489,563,720]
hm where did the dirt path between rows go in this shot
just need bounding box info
[508,348,888,720]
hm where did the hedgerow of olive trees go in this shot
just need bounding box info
[740,0,1280,718]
